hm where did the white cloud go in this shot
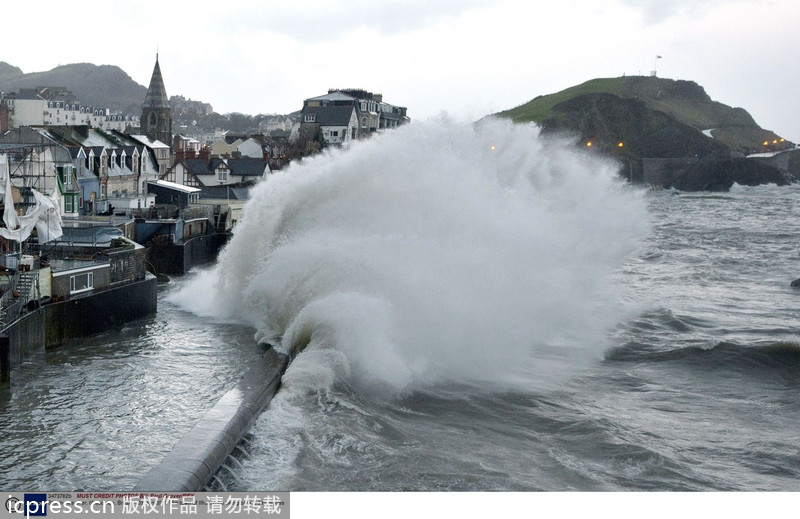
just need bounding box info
[216,0,494,42]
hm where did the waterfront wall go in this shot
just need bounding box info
[749,148,800,179]
[42,274,158,348]
[148,233,228,275]
[134,348,289,491]
[1,274,157,385]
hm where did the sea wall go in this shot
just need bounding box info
[148,233,228,275]
[42,274,158,348]
[0,274,158,385]
[134,348,289,491]
[749,148,800,179]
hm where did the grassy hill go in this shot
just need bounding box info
[495,76,790,156]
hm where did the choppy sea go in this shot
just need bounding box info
[1,119,798,496]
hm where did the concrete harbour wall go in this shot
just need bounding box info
[134,348,289,491]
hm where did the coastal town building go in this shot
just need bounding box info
[206,131,289,165]
[0,128,82,219]
[299,89,409,146]
[211,135,243,157]
[173,134,202,159]
[0,87,138,132]
[166,157,270,188]
[0,126,162,216]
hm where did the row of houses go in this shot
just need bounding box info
[174,132,289,170]
[0,125,271,221]
[299,88,410,146]
[0,87,137,134]
[0,56,409,228]
[0,126,164,217]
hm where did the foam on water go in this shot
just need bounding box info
[173,117,649,395]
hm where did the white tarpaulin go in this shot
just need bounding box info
[0,153,64,243]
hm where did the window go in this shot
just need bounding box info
[69,272,94,294]
[331,130,338,137]
[218,166,228,182]
[304,114,316,122]
[64,195,75,213]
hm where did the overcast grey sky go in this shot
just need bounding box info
[3,0,799,141]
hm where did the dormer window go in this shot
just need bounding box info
[304,114,316,123]
[217,165,229,182]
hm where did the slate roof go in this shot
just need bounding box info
[182,158,214,175]
[143,56,170,109]
[178,158,268,178]
[227,159,268,177]
[67,146,84,159]
[302,105,356,127]
[11,89,44,100]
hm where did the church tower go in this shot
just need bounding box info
[141,54,172,147]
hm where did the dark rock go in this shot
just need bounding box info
[540,93,731,160]
[791,279,800,288]
[668,159,792,192]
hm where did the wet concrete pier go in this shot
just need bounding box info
[134,348,289,491]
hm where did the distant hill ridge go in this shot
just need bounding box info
[495,76,791,156]
[0,61,286,134]
[0,61,146,114]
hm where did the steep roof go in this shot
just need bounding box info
[143,55,170,109]
[67,146,85,159]
[182,158,214,175]
[227,158,268,177]
[302,105,356,127]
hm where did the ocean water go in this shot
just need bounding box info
[1,118,799,492]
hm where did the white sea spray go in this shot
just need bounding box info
[172,116,649,395]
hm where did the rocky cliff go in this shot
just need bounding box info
[494,76,795,190]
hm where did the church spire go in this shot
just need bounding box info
[144,54,169,109]
[141,54,172,149]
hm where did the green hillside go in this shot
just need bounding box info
[497,78,626,123]
[495,76,789,155]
